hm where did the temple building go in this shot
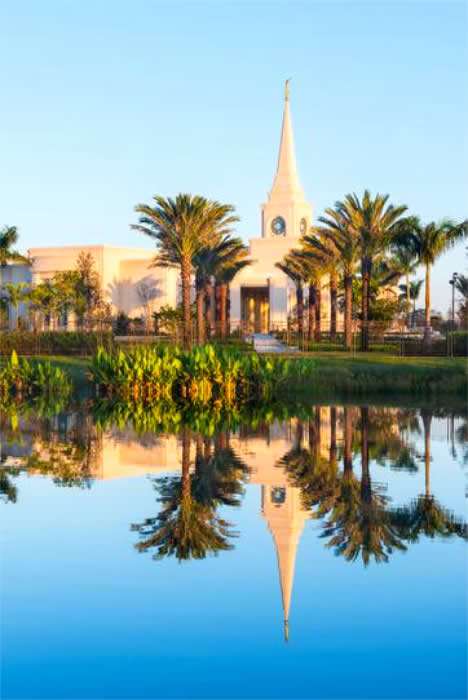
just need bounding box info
[1,83,341,333]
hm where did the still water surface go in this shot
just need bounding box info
[1,403,467,699]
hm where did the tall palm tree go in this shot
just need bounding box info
[399,279,423,328]
[215,250,251,338]
[287,249,324,341]
[398,218,467,342]
[392,242,418,326]
[133,194,238,348]
[392,408,467,542]
[276,253,305,334]
[336,191,408,350]
[194,236,250,344]
[305,212,361,349]
[301,233,341,342]
[454,274,468,327]
[4,282,28,329]
[131,428,236,561]
[0,226,29,268]
[27,280,58,330]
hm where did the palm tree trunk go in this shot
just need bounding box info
[314,406,322,456]
[181,427,192,504]
[421,409,432,497]
[295,419,304,448]
[214,282,222,337]
[196,283,204,346]
[361,258,371,352]
[226,287,231,335]
[314,285,321,343]
[406,271,410,328]
[330,273,337,341]
[220,283,228,338]
[344,273,353,350]
[329,406,337,464]
[344,406,353,474]
[360,406,371,500]
[204,280,212,339]
[296,285,304,335]
[181,257,192,349]
[424,262,431,341]
[308,284,316,341]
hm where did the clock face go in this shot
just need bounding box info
[299,217,308,235]
[271,216,286,236]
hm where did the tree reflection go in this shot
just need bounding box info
[0,404,100,495]
[131,428,247,561]
[392,409,468,542]
[318,406,407,564]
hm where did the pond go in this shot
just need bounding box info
[1,401,467,699]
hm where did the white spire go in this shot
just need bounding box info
[268,80,306,202]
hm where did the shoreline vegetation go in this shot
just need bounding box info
[1,346,465,406]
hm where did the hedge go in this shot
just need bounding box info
[447,331,468,356]
[0,331,114,356]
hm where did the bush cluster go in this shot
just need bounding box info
[88,344,292,407]
[447,331,468,356]
[0,351,72,404]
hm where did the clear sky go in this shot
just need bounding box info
[1,0,466,312]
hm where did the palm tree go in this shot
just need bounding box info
[392,408,467,542]
[215,251,251,338]
[398,279,423,328]
[0,226,29,268]
[336,191,408,350]
[398,218,467,342]
[194,236,249,345]
[192,433,249,509]
[276,253,305,334]
[305,212,361,349]
[4,282,28,329]
[392,242,418,326]
[322,406,407,565]
[28,280,58,330]
[301,233,341,342]
[287,249,324,341]
[133,194,238,348]
[131,428,237,561]
[454,274,468,327]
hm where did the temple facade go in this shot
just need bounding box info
[230,85,338,333]
[2,84,343,332]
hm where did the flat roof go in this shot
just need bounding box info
[28,244,155,255]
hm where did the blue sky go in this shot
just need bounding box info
[1,0,466,311]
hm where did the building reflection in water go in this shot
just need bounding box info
[1,404,467,640]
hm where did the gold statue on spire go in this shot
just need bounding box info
[285,78,291,102]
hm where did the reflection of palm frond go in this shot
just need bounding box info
[392,496,468,541]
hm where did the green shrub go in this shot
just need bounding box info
[0,331,113,356]
[0,351,72,404]
[448,331,468,356]
[88,344,292,407]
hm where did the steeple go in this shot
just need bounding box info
[262,483,308,642]
[268,79,306,203]
[261,81,313,239]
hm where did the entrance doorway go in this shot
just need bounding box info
[241,287,269,333]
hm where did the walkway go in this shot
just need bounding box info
[248,333,297,354]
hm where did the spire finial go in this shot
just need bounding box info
[285,78,291,102]
[284,619,289,643]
